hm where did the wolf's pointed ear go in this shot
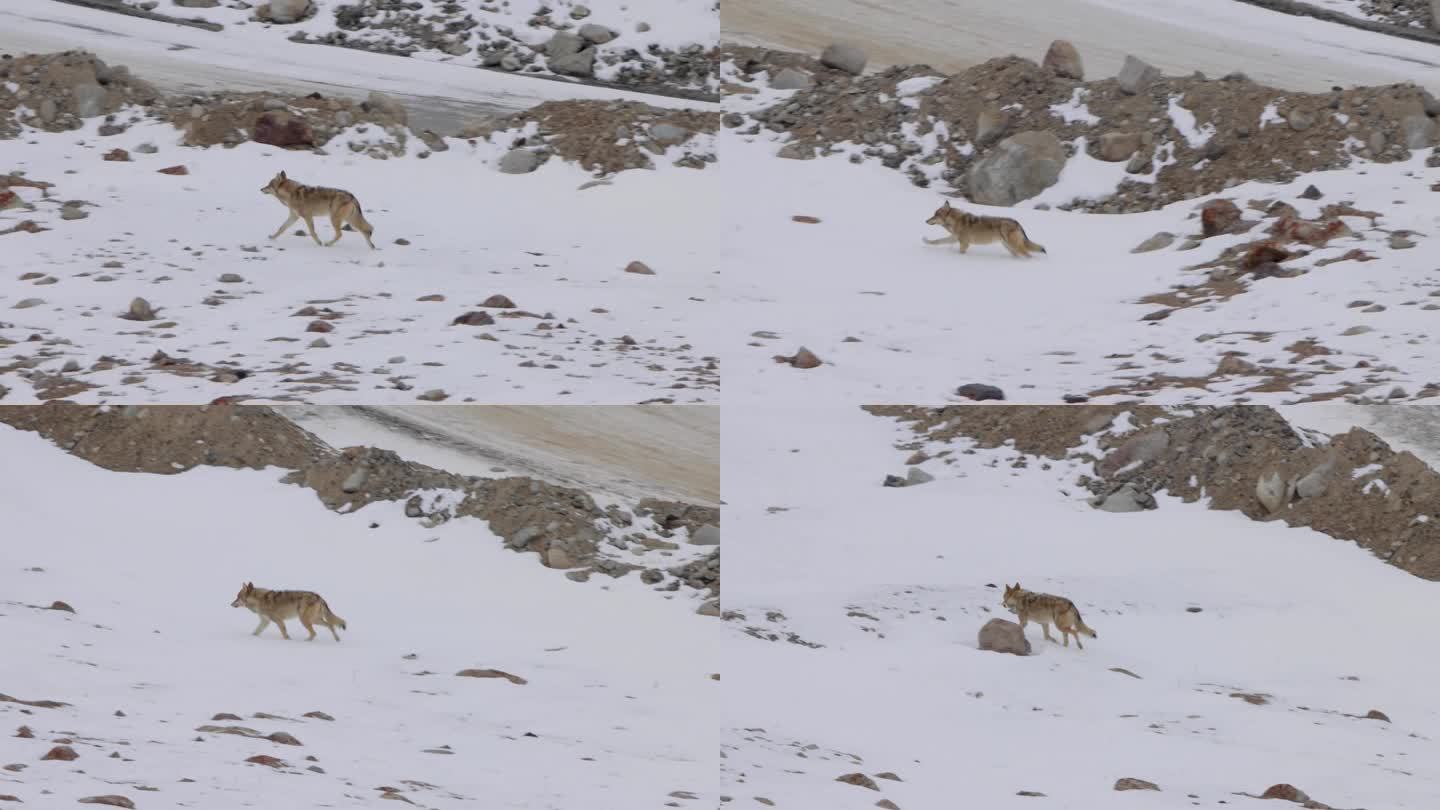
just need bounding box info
[942,200,951,208]
[278,171,286,180]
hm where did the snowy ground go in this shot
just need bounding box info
[0,0,708,135]
[722,403,1440,809]
[722,0,1440,94]
[0,116,719,404]
[0,421,718,809]
[722,74,1440,404]
[105,0,717,91]
[282,404,721,505]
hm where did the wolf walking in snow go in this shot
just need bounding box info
[260,170,376,249]
[231,582,348,641]
[1002,583,1096,649]
[923,200,1046,258]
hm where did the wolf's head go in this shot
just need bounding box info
[231,581,255,608]
[260,171,289,196]
[926,199,953,226]
[1002,582,1023,613]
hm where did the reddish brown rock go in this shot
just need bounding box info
[253,112,315,148]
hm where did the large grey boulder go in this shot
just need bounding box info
[770,67,814,91]
[266,0,313,23]
[978,618,1031,655]
[966,131,1065,206]
[497,149,543,174]
[820,42,867,75]
[1403,114,1436,149]
[1117,54,1160,95]
[1256,471,1290,514]
[550,47,596,77]
[71,82,106,119]
[547,32,585,59]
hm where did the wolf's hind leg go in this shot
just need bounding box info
[269,213,298,240]
[325,212,345,246]
[301,616,317,641]
[327,620,341,641]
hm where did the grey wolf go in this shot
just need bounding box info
[1001,582,1096,649]
[260,171,375,249]
[230,581,347,641]
[924,200,1046,258]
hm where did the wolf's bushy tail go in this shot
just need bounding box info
[1021,226,1047,254]
[1074,607,1096,638]
[322,601,347,630]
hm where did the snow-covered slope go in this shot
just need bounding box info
[0,0,708,135]
[722,404,1440,808]
[722,0,1440,93]
[0,424,718,809]
[281,404,722,505]
[722,92,1440,404]
[0,117,718,404]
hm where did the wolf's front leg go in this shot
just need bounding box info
[274,619,291,640]
[269,213,298,240]
[252,616,271,636]
[302,216,323,246]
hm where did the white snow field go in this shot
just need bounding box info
[723,404,1440,809]
[722,77,1440,405]
[722,0,1440,94]
[0,422,718,809]
[0,116,719,404]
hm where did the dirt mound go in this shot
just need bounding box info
[465,100,718,174]
[3,51,716,172]
[0,403,327,472]
[0,51,161,139]
[727,44,1439,212]
[0,404,719,596]
[873,404,1440,581]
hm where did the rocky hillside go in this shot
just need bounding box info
[723,39,1440,212]
[0,50,717,174]
[0,404,720,613]
[869,404,1440,580]
[106,0,719,96]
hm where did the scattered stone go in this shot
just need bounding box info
[1091,482,1155,512]
[157,165,189,176]
[1114,778,1160,791]
[78,797,135,809]
[481,294,516,308]
[245,754,286,768]
[452,311,495,326]
[1299,184,1323,200]
[905,467,934,486]
[978,618,1031,655]
[775,346,822,369]
[417,389,448,402]
[497,149,543,174]
[1098,131,1141,162]
[1042,40,1084,80]
[1260,784,1310,803]
[1364,709,1391,722]
[455,668,528,685]
[218,273,244,284]
[835,773,880,790]
[48,600,75,613]
[305,320,333,333]
[121,297,158,321]
[956,383,1005,401]
[102,148,131,162]
[791,215,821,224]
[1116,54,1160,94]
[770,67,815,90]
[41,745,78,761]
[1200,199,1242,236]
[624,260,655,275]
[820,43,867,75]
[1131,232,1175,253]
